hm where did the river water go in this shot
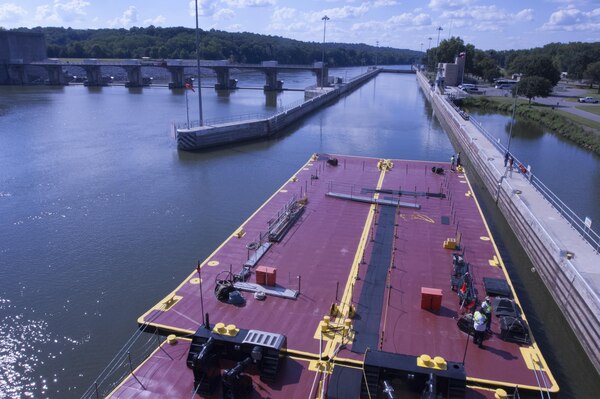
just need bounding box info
[0,68,598,398]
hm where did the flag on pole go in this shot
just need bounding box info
[185,83,195,92]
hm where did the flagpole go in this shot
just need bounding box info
[185,88,190,129]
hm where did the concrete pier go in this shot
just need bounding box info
[416,71,600,375]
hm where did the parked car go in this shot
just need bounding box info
[578,96,599,103]
[463,86,479,93]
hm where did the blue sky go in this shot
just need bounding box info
[0,0,598,51]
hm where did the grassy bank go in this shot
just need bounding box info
[460,96,600,156]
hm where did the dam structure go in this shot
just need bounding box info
[416,70,600,375]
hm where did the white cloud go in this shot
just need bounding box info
[515,9,534,22]
[214,8,235,20]
[189,0,221,17]
[143,15,166,26]
[35,0,90,24]
[271,7,297,22]
[373,0,398,7]
[440,5,537,32]
[224,0,276,7]
[309,3,370,22]
[352,12,432,32]
[0,3,27,22]
[108,6,138,28]
[428,0,473,11]
[541,6,600,31]
[225,23,242,31]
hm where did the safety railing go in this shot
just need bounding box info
[466,111,600,252]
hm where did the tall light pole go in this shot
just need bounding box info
[194,0,203,126]
[321,15,330,88]
[375,40,379,66]
[427,37,432,50]
[435,26,443,82]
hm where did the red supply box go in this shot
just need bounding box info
[421,287,443,311]
[256,266,277,286]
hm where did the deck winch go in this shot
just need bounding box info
[187,323,286,398]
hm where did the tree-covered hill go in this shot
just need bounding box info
[10,26,421,66]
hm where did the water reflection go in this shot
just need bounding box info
[472,111,600,227]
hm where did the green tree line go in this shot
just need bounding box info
[10,26,420,66]
[423,37,600,84]
[423,37,600,100]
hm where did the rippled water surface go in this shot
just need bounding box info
[1,68,598,398]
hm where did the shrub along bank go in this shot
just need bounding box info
[460,96,600,156]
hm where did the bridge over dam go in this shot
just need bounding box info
[416,70,600,376]
[3,58,330,90]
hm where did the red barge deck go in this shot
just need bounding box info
[107,154,558,399]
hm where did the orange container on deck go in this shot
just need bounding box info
[256,266,277,286]
[421,287,443,311]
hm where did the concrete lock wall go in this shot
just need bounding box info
[416,71,600,375]
[177,68,381,151]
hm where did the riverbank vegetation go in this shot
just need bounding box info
[9,26,420,66]
[460,96,600,156]
[423,37,600,85]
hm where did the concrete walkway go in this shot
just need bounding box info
[418,71,600,374]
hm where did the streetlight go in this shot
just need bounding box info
[321,15,330,88]
[375,40,379,66]
[427,37,432,50]
[435,27,443,84]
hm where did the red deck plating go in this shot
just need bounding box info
[110,155,557,398]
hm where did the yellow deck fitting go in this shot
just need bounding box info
[162,295,182,311]
[417,354,447,370]
[189,277,202,285]
[234,228,245,238]
[488,256,500,267]
[167,334,178,345]
[494,388,507,399]
[480,236,491,241]
[308,360,334,374]
[347,304,356,318]
[329,303,339,317]
[465,191,472,197]
[457,166,464,173]
[377,159,394,171]
[213,322,239,337]
[520,347,543,371]
[291,176,298,182]
[207,260,220,266]
[443,238,457,249]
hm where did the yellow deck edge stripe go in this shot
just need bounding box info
[462,170,559,392]
[325,165,387,358]
[466,376,560,393]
